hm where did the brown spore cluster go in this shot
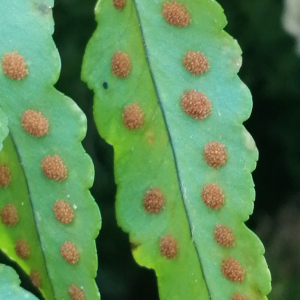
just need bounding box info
[15,239,30,259]
[143,188,165,214]
[214,224,235,247]
[221,257,245,283]
[111,50,131,78]
[201,183,224,210]
[0,164,11,188]
[30,270,42,288]
[203,141,228,169]
[122,102,144,130]
[21,110,49,137]
[1,52,28,80]
[231,293,248,300]
[181,90,212,120]
[183,51,209,75]
[53,200,74,224]
[113,0,126,10]
[0,204,19,226]
[159,233,178,259]
[69,284,85,300]
[41,155,67,181]
[60,241,79,264]
[162,1,191,27]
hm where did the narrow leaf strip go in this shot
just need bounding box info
[0,1,101,300]
[83,0,271,299]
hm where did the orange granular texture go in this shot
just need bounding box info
[60,241,79,264]
[122,102,144,130]
[183,51,209,75]
[1,52,28,80]
[143,188,165,214]
[181,90,212,120]
[221,257,245,283]
[214,224,235,247]
[111,50,131,78]
[159,233,178,259]
[231,292,248,300]
[30,270,42,288]
[162,1,191,27]
[0,204,19,226]
[68,284,85,300]
[203,141,228,169]
[201,183,224,210]
[53,200,74,224]
[0,164,11,188]
[15,239,30,259]
[41,155,67,182]
[21,110,49,137]
[113,0,126,10]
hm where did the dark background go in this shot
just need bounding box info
[3,0,300,299]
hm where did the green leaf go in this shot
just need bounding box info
[0,1,101,300]
[0,263,39,300]
[82,0,271,299]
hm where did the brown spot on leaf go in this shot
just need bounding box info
[41,155,67,182]
[221,257,245,283]
[162,1,191,27]
[160,233,178,259]
[143,188,165,214]
[122,103,144,130]
[21,110,49,137]
[15,239,30,259]
[2,52,28,80]
[214,224,235,247]
[68,284,85,300]
[30,270,42,288]
[181,90,212,120]
[60,241,79,264]
[201,183,224,210]
[183,51,209,75]
[53,200,74,224]
[231,292,248,300]
[111,50,131,78]
[113,0,126,10]
[203,141,228,169]
[0,204,19,226]
[0,164,11,188]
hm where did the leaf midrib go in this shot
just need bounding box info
[9,132,56,300]
[132,0,211,296]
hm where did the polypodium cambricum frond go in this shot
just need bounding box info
[0,1,101,300]
[82,0,271,299]
[0,264,39,300]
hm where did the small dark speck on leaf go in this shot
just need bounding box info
[130,242,140,251]
[103,82,108,89]
[36,3,52,15]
